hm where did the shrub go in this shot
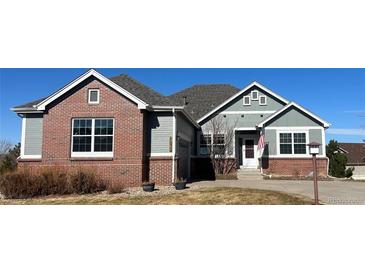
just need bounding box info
[0,170,41,199]
[0,168,106,199]
[39,168,69,196]
[69,169,106,194]
[107,182,125,194]
[326,140,348,177]
[0,143,20,175]
[345,167,354,178]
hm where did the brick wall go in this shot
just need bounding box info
[262,157,328,177]
[147,157,175,185]
[18,77,153,187]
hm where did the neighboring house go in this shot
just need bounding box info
[12,69,330,186]
[338,143,365,180]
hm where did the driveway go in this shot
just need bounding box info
[190,179,365,204]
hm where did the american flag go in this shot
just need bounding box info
[257,133,265,157]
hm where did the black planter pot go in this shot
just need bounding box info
[174,182,186,190]
[142,183,155,192]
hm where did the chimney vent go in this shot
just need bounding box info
[183,96,188,105]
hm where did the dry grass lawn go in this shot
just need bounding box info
[0,187,313,205]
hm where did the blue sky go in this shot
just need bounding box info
[1,68,365,145]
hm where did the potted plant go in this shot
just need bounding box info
[142,182,155,192]
[173,178,187,190]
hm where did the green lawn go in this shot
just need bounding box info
[0,187,313,205]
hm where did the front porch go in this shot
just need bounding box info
[234,129,261,170]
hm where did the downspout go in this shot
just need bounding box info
[172,108,176,184]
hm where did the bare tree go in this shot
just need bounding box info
[205,115,238,175]
[0,139,12,155]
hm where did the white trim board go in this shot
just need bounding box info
[221,110,276,115]
[20,116,26,158]
[257,102,331,128]
[234,127,257,131]
[148,153,173,157]
[20,155,42,159]
[197,81,289,123]
[36,69,148,110]
[269,155,327,159]
[265,126,324,130]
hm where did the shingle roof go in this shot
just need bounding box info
[13,97,48,109]
[109,74,172,106]
[168,84,240,120]
[339,143,365,164]
[13,74,172,110]
[13,75,241,122]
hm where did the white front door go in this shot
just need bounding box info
[242,138,258,168]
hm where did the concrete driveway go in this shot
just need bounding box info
[191,179,365,204]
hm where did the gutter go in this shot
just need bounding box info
[149,105,200,129]
[172,107,176,184]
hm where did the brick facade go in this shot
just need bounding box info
[262,157,328,177]
[18,77,174,187]
[147,157,176,185]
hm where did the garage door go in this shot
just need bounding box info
[178,139,190,180]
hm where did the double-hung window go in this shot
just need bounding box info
[72,118,114,157]
[279,132,307,155]
[293,133,306,154]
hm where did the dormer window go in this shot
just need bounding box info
[243,96,251,106]
[259,95,267,106]
[88,89,100,104]
[251,90,259,100]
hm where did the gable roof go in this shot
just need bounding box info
[11,71,330,130]
[338,143,365,164]
[12,69,151,112]
[257,102,331,128]
[196,81,289,123]
[168,84,240,121]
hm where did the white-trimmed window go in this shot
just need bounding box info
[259,95,267,105]
[251,90,259,100]
[279,132,307,155]
[72,118,114,157]
[243,96,251,106]
[88,89,100,104]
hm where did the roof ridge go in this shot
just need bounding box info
[168,83,240,97]
[110,74,165,97]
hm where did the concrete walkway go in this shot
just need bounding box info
[190,179,365,204]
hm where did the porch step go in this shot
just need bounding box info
[237,169,263,180]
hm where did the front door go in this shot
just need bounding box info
[242,139,257,168]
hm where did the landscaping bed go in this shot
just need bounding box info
[0,187,313,205]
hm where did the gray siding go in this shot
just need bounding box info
[220,86,286,112]
[24,114,43,155]
[176,113,195,155]
[200,86,287,131]
[201,113,272,131]
[263,128,277,155]
[147,112,173,154]
[265,107,323,127]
